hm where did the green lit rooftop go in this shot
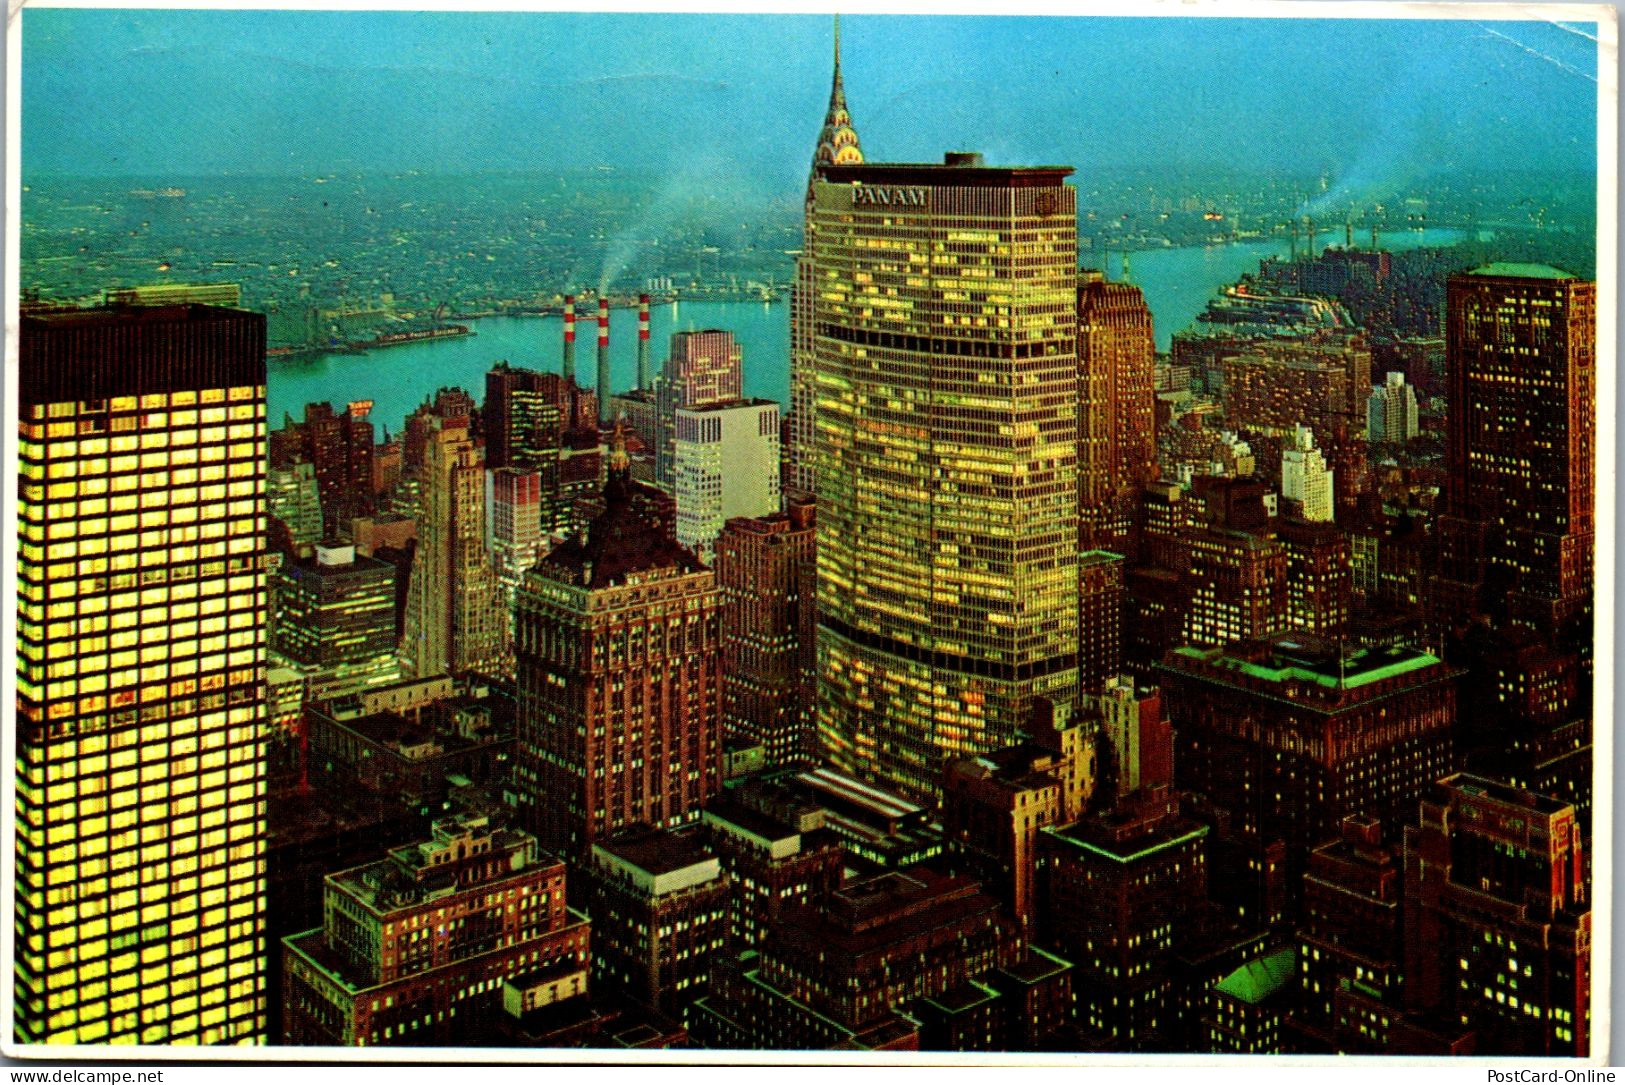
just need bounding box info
[1213,948,1297,1006]
[1465,262,1577,280]
[1170,639,1442,691]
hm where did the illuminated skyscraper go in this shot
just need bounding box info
[399,414,507,678]
[654,330,743,490]
[513,439,723,856]
[16,303,269,1044]
[1279,423,1333,523]
[673,398,781,562]
[1077,271,1157,553]
[1436,265,1595,639]
[788,17,864,495]
[811,153,1079,803]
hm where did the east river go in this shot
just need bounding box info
[266,229,1463,432]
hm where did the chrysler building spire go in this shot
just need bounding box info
[808,14,863,203]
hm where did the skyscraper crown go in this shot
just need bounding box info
[808,15,863,203]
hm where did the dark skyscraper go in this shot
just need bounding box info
[714,497,818,769]
[16,303,269,1044]
[513,439,723,857]
[1403,775,1590,1057]
[1436,264,1595,640]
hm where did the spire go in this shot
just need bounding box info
[807,14,863,204]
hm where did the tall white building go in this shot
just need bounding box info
[1367,370,1420,444]
[674,398,781,561]
[1281,423,1335,522]
[490,467,548,615]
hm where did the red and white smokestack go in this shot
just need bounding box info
[637,293,651,392]
[562,294,577,386]
[596,297,612,426]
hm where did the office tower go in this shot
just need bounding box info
[1077,550,1125,695]
[1077,271,1157,553]
[1366,371,1419,445]
[788,16,865,495]
[1436,265,1595,637]
[655,330,744,488]
[398,414,507,679]
[1390,336,1446,400]
[490,468,547,616]
[302,676,513,811]
[270,543,400,702]
[269,460,324,550]
[271,401,375,539]
[1181,479,1288,648]
[281,814,592,1046]
[1286,815,1403,1053]
[1276,517,1351,637]
[699,797,844,950]
[673,398,781,561]
[1403,775,1589,1056]
[16,303,268,1044]
[513,441,723,857]
[942,699,1093,928]
[714,498,818,769]
[1037,679,1207,1051]
[1280,423,1334,522]
[812,154,1080,804]
[581,829,731,1025]
[484,361,564,475]
[693,869,1031,1051]
[1158,635,1456,924]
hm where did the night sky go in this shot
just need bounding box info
[22,7,1601,197]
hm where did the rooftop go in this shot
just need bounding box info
[1441,772,1573,817]
[1464,262,1579,281]
[595,826,719,879]
[1168,635,1445,692]
[1212,948,1297,1006]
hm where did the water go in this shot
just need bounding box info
[267,229,1465,432]
[1099,228,1463,352]
[267,300,792,434]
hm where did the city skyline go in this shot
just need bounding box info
[7,1,1616,1066]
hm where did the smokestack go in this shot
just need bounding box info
[597,297,611,426]
[1346,220,1353,249]
[562,295,577,386]
[1305,216,1316,260]
[1290,220,1298,263]
[1371,223,1379,252]
[637,294,651,392]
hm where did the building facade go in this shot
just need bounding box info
[673,398,781,562]
[270,543,400,702]
[513,448,723,857]
[16,303,269,1044]
[1436,264,1595,639]
[714,498,819,769]
[281,815,591,1046]
[1077,272,1157,554]
[1366,371,1419,445]
[398,414,508,678]
[655,330,744,489]
[812,154,1081,803]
